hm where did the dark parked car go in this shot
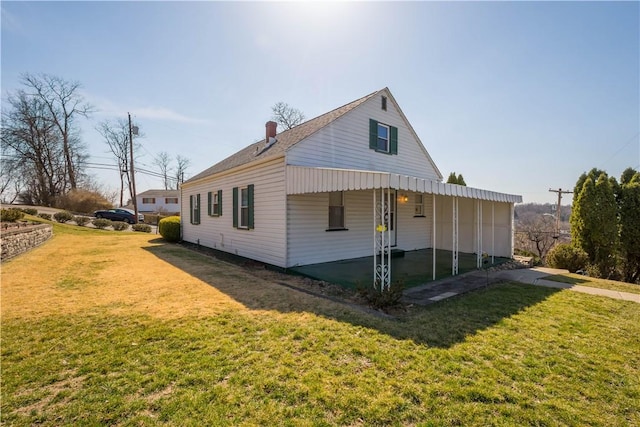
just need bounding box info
[93,208,144,224]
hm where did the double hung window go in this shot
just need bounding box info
[232,185,254,229]
[190,194,201,225]
[208,190,222,216]
[369,119,398,155]
[328,191,345,230]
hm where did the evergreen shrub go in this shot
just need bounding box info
[132,223,152,233]
[159,216,181,242]
[1,209,25,222]
[92,218,112,229]
[111,222,129,231]
[74,216,90,226]
[53,211,74,223]
[546,243,588,273]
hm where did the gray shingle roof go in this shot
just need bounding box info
[185,89,381,184]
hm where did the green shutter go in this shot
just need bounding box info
[390,126,398,155]
[369,119,378,150]
[232,187,238,228]
[207,191,212,216]
[247,184,254,229]
[218,190,223,216]
[196,194,201,224]
[189,195,193,224]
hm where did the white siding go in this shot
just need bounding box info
[181,158,287,267]
[396,192,432,251]
[287,191,372,266]
[286,94,441,181]
[287,190,434,267]
[490,202,512,257]
[138,199,180,213]
[432,195,513,258]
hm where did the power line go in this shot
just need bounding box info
[600,131,640,169]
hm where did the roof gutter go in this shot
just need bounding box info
[181,154,285,188]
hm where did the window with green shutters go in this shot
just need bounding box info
[369,119,398,155]
[189,194,200,225]
[207,190,222,216]
[232,184,254,229]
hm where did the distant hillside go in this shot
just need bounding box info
[515,203,571,222]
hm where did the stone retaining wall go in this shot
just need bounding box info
[1,224,53,261]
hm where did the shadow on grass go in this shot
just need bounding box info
[143,243,561,348]
[544,274,591,285]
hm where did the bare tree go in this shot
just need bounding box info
[515,212,561,260]
[271,102,305,130]
[153,151,173,190]
[21,73,93,190]
[97,119,141,207]
[174,155,191,189]
[1,90,69,206]
[0,141,23,203]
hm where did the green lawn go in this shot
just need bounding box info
[2,222,639,426]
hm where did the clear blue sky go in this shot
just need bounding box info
[2,1,638,204]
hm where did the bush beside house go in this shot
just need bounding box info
[159,216,181,242]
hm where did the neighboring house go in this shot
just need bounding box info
[181,88,522,289]
[136,189,180,214]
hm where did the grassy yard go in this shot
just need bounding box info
[2,221,639,426]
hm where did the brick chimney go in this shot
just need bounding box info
[265,121,277,141]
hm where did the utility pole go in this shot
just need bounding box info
[128,113,139,222]
[548,188,571,236]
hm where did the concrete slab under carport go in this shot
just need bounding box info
[289,248,511,289]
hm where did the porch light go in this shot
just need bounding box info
[398,194,409,203]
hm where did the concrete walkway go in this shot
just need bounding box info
[402,267,640,305]
[495,267,640,304]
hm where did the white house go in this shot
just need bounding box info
[180,88,522,289]
[136,189,180,214]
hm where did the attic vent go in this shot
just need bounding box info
[381,96,387,111]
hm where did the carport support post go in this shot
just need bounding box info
[373,187,391,292]
[476,200,483,269]
[491,203,495,264]
[510,203,515,258]
[432,193,436,281]
[452,196,459,275]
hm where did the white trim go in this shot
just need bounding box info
[286,166,522,203]
[183,154,285,188]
